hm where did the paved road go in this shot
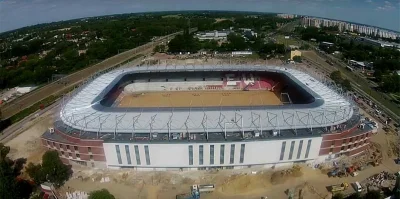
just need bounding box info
[0,101,58,143]
[0,32,184,120]
[302,50,400,122]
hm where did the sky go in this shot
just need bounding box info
[0,0,399,33]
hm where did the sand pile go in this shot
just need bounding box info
[270,165,303,185]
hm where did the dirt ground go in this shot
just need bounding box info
[118,90,282,107]
[6,111,54,164]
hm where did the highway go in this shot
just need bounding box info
[0,30,194,120]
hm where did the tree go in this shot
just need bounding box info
[381,74,400,93]
[153,45,166,53]
[226,33,247,51]
[26,151,72,188]
[330,71,342,83]
[41,151,71,187]
[89,189,115,199]
[342,79,352,91]
[25,162,46,185]
[394,175,400,199]
[0,144,33,199]
[374,70,383,82]
[332,192,344,199]
[293,56,302,63]
[364,190,383,199]
[346,193,362,199]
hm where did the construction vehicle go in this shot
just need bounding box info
[346,166,359,177]
[176,185,202,199]
[330,182,349,193]
[328,169,338,177]
[176,184,215,199]
[328,168,347,178]
[193,184,215,193]
[176,192,200,199]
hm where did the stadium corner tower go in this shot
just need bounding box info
[41,65,373,170]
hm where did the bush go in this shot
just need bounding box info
[89,189,115,199]
[332,193,344,199]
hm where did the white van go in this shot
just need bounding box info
[353,181,363,193]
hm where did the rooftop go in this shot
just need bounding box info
[59,65,354,134]
[43,111,369,143]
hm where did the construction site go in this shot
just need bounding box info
[2,52,400,199]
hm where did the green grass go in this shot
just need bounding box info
[243,53,260,59]
[9,95,58,123]
[390,93,400,104]
[275,35,301,46]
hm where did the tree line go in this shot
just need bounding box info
[0,12,294,90]
[0,143,116,199]
[166,27,286,59]
[297,27,400,94]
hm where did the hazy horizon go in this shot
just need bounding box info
[0,0,399,33]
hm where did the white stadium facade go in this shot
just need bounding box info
[41,65,374,170]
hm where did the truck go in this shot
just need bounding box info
[330,183,349,193]
[328,169,347,178]
[193,184,215,193]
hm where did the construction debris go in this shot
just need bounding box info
[364,171,397,191]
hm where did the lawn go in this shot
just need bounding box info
[274,35,301,46]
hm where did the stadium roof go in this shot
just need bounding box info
[59,65,354,134]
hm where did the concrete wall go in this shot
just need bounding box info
[103,137,322,169]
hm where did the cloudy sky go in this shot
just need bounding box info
[0,0,399,33]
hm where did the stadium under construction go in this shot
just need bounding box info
[41,65,375,170]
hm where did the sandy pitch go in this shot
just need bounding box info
[118,90,282,107]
